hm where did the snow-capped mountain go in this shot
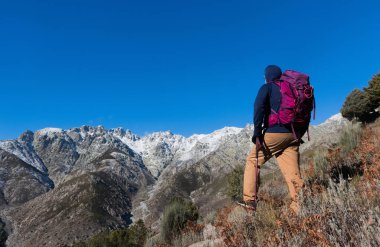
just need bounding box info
[0,130,47,174]
[301,113,349,151]
[0,114,349,246]
[115,127,243,177]
[0,114,348,180]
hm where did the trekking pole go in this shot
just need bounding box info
[254,144,259,201]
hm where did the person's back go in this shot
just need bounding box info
[240,65,305,213]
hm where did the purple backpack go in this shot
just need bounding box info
[268,70,315,140]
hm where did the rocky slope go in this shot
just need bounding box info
[0,126,154,246]
[0,149,53,206]
[4,171,135,247]
[0,114,347,246]
[131,114,349,228]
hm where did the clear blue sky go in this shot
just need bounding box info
[1,0,379,139]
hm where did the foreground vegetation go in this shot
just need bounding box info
[144,119,380,247]
[222,121,380,247]
[68,220,148,247]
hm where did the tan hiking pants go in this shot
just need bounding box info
[243,133,304,212]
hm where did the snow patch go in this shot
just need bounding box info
[36,128,63,138]
[111,126,243,176]
[318,113,348,127]
[0,140,47,173]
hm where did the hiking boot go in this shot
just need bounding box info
[235,199,257,211]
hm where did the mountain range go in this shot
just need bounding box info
[0,114,348,246]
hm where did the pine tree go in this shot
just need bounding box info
[341,89,373,122]
[364,72,380,110]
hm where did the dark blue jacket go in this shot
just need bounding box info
[253,82,291,139]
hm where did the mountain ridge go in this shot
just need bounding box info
[0,113,348,246]
[0,113,345,178]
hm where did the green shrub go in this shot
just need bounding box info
[341,89,373,122]
[73,219,148,247]
[307,123,364,186]
[125,220,148,246]
[364,71,380,109]
[160,198,199,243]
[143,234,162,247]
[226,166,244,200]
[342,71,380,123]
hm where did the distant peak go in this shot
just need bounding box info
[212,126,243,134]
[109,127,127,135]
[18,130,34,143]
[96,125,105,130]
[327,113,343,121]
[319,113,348,127]
[189,126,243,139]
[36,128,63,135]
[145,130,176,139]
[325,113,346,123]
[80,125,91,131]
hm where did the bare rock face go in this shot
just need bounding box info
[3,171,134,247]
[0,131,47,174]
[1,143,154,247]
[0,126,154,247]
[301,113,349,152]
[0,149,53,206]
[66,126,140,173]
[33,128,79,185]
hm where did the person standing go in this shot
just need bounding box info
[240,65,307,214]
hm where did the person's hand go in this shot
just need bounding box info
[255,136,263,151]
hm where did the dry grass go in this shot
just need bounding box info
[157,122,380,247]
[212,122,380,247]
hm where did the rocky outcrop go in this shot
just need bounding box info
[33,128,79,185]
[3,171,134,247]
[0,126,154,246]
[0,149,53,206]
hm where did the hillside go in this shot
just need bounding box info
[0,114,348,246]
[148,120,380,247]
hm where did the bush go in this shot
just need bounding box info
[307,123,364,188]
[311,148,329,185]
[341,89,374,122]
[160,198,199,243]
[226,166,244,200]
[73,219,148,247]
[342,71,380,123]
[364,71,380,109]
[338,122,363,156]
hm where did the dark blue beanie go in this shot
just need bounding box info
[265,65,282,82]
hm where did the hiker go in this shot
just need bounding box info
[240,65,313,214]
